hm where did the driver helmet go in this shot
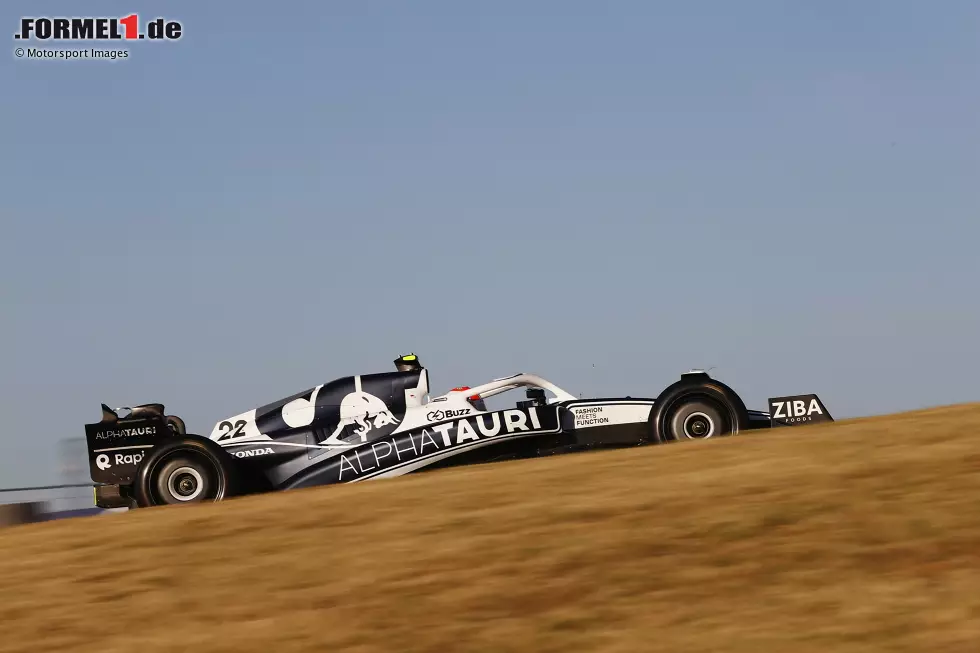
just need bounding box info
[394,353,422,372]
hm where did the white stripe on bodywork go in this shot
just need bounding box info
[93,445,156,453]
[223,440,346,452]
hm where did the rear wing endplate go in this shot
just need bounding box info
[767,394,833,427]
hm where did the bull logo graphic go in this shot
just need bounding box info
[320,376,401,448]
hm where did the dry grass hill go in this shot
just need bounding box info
[2,402,980,653]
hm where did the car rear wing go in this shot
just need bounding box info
[83,403,179,485]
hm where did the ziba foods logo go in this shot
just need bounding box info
[14,14,182,41]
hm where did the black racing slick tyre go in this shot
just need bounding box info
[664,396,728,441]
[133,438,240,507]
[649,373,751,443]
[165,415,187,436]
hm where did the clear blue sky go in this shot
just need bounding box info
[2,1,978,488]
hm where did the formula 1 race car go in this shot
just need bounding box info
[84,354,833,509]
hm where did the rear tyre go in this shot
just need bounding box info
[133,438,240,507]
[165,415,187,436]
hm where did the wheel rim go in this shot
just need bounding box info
[682,411,715,438]
[167,466,205,501]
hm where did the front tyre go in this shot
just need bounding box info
[133,439,239,507]
[648,373,751,443]
[665,396,728,441]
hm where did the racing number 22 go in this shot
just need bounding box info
[217,420,247,441]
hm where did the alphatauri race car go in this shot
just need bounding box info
[84,354,833,509]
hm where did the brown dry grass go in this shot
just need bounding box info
[3,403,980,653]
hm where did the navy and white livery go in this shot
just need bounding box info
[83,354,833,508]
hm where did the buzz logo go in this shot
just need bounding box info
[233,447,274,459]
[768,395,833,426]
[426,408,471,421]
